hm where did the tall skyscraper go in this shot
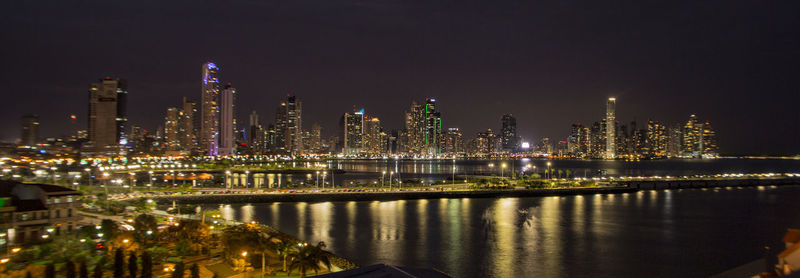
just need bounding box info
[180,97,197,152]
[605,97,616,159]
[501,114,518,152]
[164,107,180,151]
[88,77,128,152]
[423,98,442,155]
[308,123,322,153]
[342,109,364,155]
[218,84,236,155]
[568,123,584,156]
[20,114,39,146]
[443,128,464,155]
[474,129,497,155]
[701,121,718,156]
[682,114,702,157]
[666,124,682,158]
[647,120,667,158]
[248,110,263,154]
[403,101,424,154]
[274,95,303,155]
[364,116,385,155]
[200,62,221,156]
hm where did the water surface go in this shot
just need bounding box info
[218,185,800,277]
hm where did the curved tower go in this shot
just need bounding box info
[201,62,221,156]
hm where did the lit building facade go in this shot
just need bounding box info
[501,114,518,152]
[342,109,364,155]
[20,115,39,146]
[200,62,221,156]
[88,77,127,153]
[218,84,236,155]
[605,97,616,159]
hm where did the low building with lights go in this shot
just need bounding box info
[0,181,81,246]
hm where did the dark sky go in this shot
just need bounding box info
[2,0,799,155]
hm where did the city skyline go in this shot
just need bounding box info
[1,1,799,155]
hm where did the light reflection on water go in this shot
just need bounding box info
[216,185,800,277]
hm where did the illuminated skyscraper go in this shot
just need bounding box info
[682,114,702,157]
[474,129,497,156]
[501,114,518,152]
[646,120,667,158]
[200,62,221,156]
[342,109,364,155]
[701,121,718,157]
[218,84,236,156]
[309,123,322,153]
[423,98,442,155]
[248,110,263,154]
[403,101,424,154]
[666,124,682,157]
[164,107,180,151]
[364,116,385,155]
[88,77,128,152]
[605,97,616,159]
[180,97,197,152]
[443,128,464,155]
[20,114,39,146]
[274,95,303,155]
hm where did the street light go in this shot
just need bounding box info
[382,171,386,187]
[501,163,507,178]
[546,162,552,179]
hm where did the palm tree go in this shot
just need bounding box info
[288,242,331,278]
[275,240,295,272]
[257,233,275,276]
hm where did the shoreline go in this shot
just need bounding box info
[150,187,635,204]
[147,177,800,205]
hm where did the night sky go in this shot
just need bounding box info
[1,0,799,155]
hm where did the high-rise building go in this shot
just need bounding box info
[567,123,582,155]
[589,121,605,158]
[164,107,180,151]
[342,109,364,155]
[403,101,424,154]
[423,98,442,155]
[248,110,263,154]
[20,114,39,146]
[309,123,322,153]
[682,114,702,157]
[88,77,128,152]
[364,116,384,155]
[474,129,498,156]
[443,128,464,155]
[667,124,682,158]
[218,84,236,155]
[647,120,667,158]
[180,97,198,153]
[274,95,303,155]
[200,62,221,156]
[538,137,552,154]
[605,97,616,159]
[501,114,518,152]
[701,121,718,156]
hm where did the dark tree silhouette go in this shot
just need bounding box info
[45,263,55,278]
[171,261,185,278]
[79,261,89,278]
[65,259,76,278]
[190,263,200,278]
[128,252,138,278]
[141,251,153,278]
[114,248,125,277]
[93,257,106,278]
